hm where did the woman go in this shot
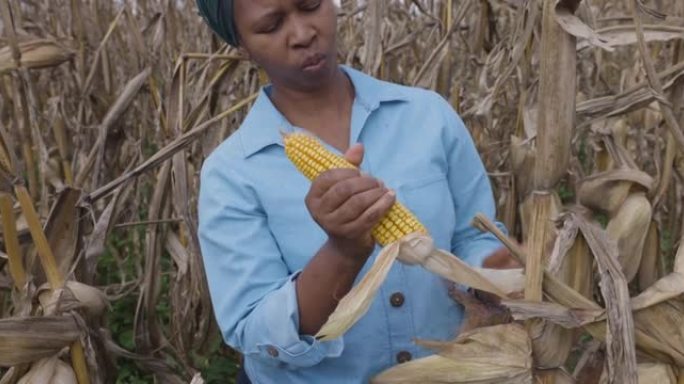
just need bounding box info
[196,1,517,383]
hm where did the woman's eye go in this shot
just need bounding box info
[301,0,321,11]
[259,19,282,34]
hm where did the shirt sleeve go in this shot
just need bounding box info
[197,155,344,369]
[437,96,508,268]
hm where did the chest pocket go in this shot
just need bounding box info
[397,174,455,250]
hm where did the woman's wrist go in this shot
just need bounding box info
[325,237,373,269]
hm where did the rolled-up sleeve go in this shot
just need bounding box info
[438,97,508,268]
[198,155,344,369]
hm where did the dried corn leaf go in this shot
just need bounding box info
[103,334,186,384]
[83,185,127,283]
[578,25,684,50]
[76,67,152,186]
[533,0,576,189]
[502,300,603,328]
[83,93,258,203]
[520,191,572,369]
[573,213,637,383]
[16,185,63,289]
[475,213,684,366]
[599,362,677,384]
[554,0,613,51]
[134,161,171,352]
[577,62,684,120]
[472,213,601,311]
[0,316,80,366]
[372,324,533,384]
[0,192,26,289]
[0,39,74,74]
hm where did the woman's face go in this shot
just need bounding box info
[233,0,339,92]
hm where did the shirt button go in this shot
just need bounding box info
[266,345,279,358]
[390,292,405,307]
[396,351,412,364]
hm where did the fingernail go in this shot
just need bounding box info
[387,190,396,197]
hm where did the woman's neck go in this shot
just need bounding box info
[270,68,355,152]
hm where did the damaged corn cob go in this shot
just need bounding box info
[283,132,427,246]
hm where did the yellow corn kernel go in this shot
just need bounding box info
[283,132,428,246]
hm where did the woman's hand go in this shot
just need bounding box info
[305,143,396,263]
[482,247,521,269]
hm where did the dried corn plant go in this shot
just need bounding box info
[0,0,683,382]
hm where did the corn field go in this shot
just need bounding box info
[0,0,683,382]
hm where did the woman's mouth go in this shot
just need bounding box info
[301,53,327,72]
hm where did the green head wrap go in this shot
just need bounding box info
[196,0,240,46]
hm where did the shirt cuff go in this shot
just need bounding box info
[244,271,345,369]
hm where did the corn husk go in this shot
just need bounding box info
[630,240,684,311]
[633,299,684,364]
[520,192,576,369]
[547,217,594,301]
[38,281,108,318]
[676,242,684,275]
[599,362,677,384]
[476,213,641,381]
[315,238,401,341]
[577,169,653,215]
[605,193,653,282]
[371,324,533,384]
[0,39,74,74]
[396,235,519,297]
[638,221,661,291]
[316,234,522,341]
[17,356,77,384]
[560,233,594,299]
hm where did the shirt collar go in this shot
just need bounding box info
[238,65,409,158]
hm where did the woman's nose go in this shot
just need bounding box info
[289,16,316,48]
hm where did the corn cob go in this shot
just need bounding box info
[283,132,427,246]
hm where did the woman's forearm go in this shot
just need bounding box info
[295,239,369,336]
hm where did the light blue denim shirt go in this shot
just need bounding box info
[198,66,506,384]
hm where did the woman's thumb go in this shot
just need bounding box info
[344,143,364,167]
